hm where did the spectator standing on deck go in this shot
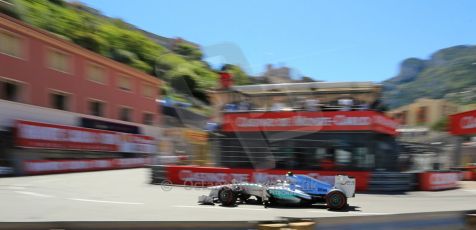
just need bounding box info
[305,98,320,111]
[338,98,353,111]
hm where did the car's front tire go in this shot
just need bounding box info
[218,187,237,206]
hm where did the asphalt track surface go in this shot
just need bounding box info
[0,168,476,221]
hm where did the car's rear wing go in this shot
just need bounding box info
[334,175,356,198]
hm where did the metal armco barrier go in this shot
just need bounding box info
[313,210,468,230]
[0,221,255,230]
[467,211,476,229]
[0,211,475,230]
[150,164,168,184]
[23,158,153,175]
[367,172,415,192]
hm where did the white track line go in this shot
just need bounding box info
[174,205,266,211]
[8,186,25,190]
[347,212,393,215]
[68,198,143,205]
[463,190,476,194]
[307,210,393,215]
[15,191,53,198]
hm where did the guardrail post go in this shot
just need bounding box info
[149,165,167,184]
[467,213,476,229]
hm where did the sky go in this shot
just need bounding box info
[78,0,476,82]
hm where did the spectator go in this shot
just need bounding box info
[338,98,353,111]
[305,98,320,111]
[223,102,238,111]
[238,98,252,111]
[358,102,369,110]
[293,97,306,110]
[270,102,286,111]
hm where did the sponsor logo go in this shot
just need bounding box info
[235,115,371,128]
[429,173,458,186]
[16,121,156,153]
[460,116,476,130]
[18,124,116,144]
[373,115,399,129]
[340,181,355,186]
[178,170,249,183]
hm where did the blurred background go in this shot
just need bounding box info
[0,0,476,211]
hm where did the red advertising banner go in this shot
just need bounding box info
[419,172,460,191]
[15,120,156,153]
[23,158,153,175]
[16,120,118,151]
[222,111,398,135]
[165,165,370,191]
[450,110,476,135]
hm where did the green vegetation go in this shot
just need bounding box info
[5,0,252,105]
[223,64,251,85]
[431,117,449,132]
[383,45,476,109]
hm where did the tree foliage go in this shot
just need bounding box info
[13,0,252,104]
[173,41,203,60]
[223,64,251,85]
[431,117,449,132]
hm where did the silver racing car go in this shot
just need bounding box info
[198,173,356,210]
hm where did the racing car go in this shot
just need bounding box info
[198,172,355,210]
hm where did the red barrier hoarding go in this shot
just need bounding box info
[23,158,153,175]
[419,172,460,191]
[15,120,156,153]
[16,120,118,152]
[165,165,370,191]
[450,110,476,135]
[222,111,398,136]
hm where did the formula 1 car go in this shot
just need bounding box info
[198,173,355,210]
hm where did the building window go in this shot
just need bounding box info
[47,49,71,73]
[401,111,408,125]
[50,92,69,111]
[143,113,154,125]
[142,84,155,99]
[1,81,21,102]
[89,100,105,117]
[417,106,427,124]
[119,107,133,122]
[118,75,133,91]
[87,64,106,84]
[0,30,22,58]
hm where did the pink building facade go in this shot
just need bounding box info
[0,15,161,125]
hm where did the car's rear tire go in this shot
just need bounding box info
[218,187,237,206]
[326,190,347,210]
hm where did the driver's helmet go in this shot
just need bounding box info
[285,171,296,184]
